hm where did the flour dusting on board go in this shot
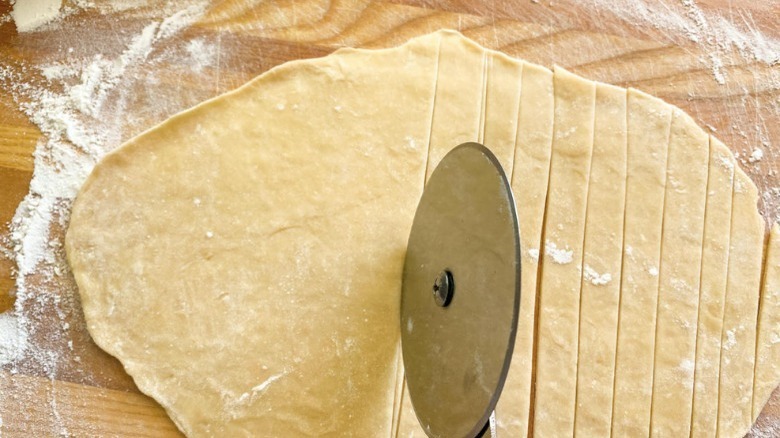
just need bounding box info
[0,2,215,432]
[10,0,63,32]
[590,0,779,83]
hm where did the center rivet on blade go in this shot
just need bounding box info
[432,270,454,307]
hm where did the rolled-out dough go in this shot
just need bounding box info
[66,30,777,437]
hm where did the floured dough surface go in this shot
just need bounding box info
[66,30,778,437]
[67,39,438,436]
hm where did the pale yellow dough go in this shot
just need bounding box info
[574,82,626,437]
[691,138,735,437]
[66,30,774,437]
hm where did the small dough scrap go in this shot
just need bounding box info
[649,109,709,436]
[754,224,780,417]
[574,83,627,437]
[718,170,764,436]
[690,137,735,437]
[532,66,595,436]
[612,89,672,436]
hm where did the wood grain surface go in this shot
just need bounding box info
[0,0,778,436]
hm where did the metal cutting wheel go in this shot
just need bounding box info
[400,142,522,438]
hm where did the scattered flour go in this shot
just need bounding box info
[185,38,218,73]
[527,248,540,262]
[749,148,764,163]
[590,0,780,84]
[724,328,738,350]
[232,371,288,407]
[0,2,210,432]
[678,358,695,378]
[10,0,63,32]
[716,153,736,173]
[544,240,574,265]
[0,313,27,366]
[583,265,612,286]
[251,372,286,394]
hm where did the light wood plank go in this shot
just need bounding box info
[0,371,182,437]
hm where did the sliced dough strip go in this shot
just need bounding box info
[753,224,780,418]
[717,169,764,437]
[418,32,443,194]
[503,62,555,438]
[532,66,595,437]
[690,137,734,437]
[648,109,709,436]
[611,89,673,436]
[423,32,486,179]
[481,51,523,173]
[573,83,627,437]
[391,33,443,438]
[481,49,525,435]
[478,51,489,144]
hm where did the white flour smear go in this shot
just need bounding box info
[0,2,214,432]
[10,0,63,32]
[589,0,779,83]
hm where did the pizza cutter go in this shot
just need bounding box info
[401,142,522,438]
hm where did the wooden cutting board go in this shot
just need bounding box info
[1,0,778,436]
